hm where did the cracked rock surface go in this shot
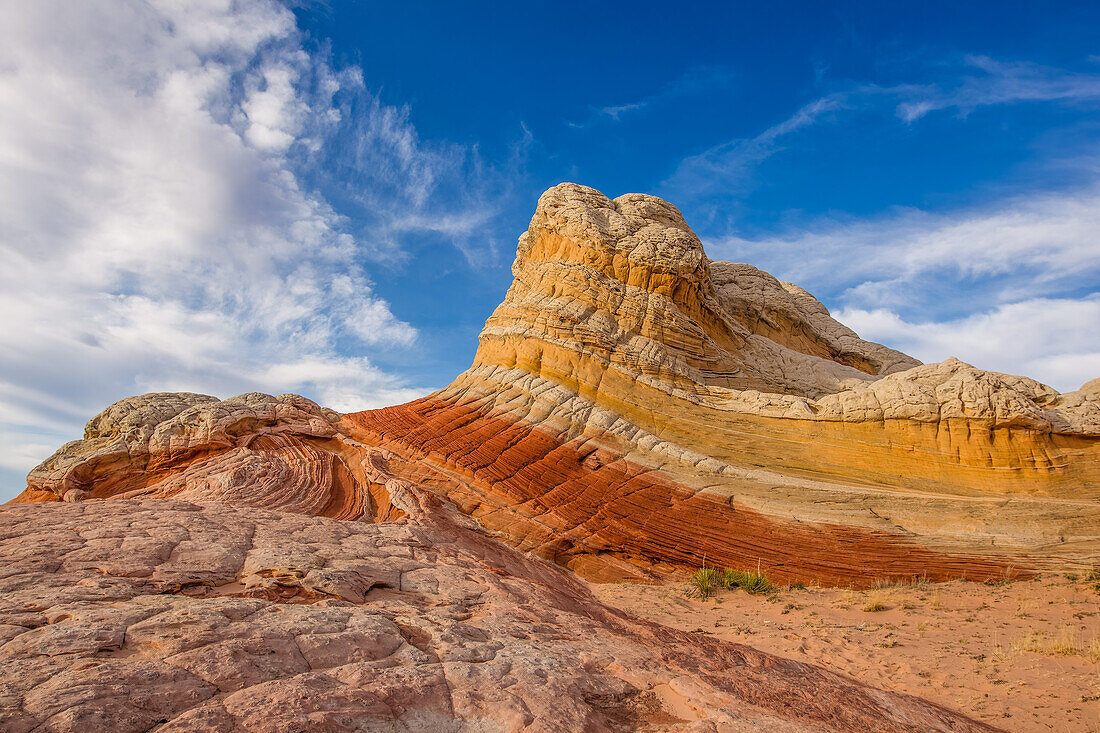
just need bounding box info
[0,494,997,732]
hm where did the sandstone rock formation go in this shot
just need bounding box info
[0,492,998,732]
[344,183,1100,584]
[16,392,372,521]
[13,184,1100,587]
[7,181,1096,730]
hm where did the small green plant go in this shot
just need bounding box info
[719,568,738,589]
[688,567,720,599]
[721,567,774,595]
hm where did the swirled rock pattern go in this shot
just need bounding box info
[7,181,1093,730]
[14,392,370,520]
[344,183,1100,583]
[0,494,998,732]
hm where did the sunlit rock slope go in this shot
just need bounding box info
[14,182,1100,588]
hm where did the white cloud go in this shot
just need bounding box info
[709,182,1100,392]
[662,95,846,201]
[0,0,478,496]
[837,297,1100,392]
[712,182,1100,301]
[895,55,1100,121]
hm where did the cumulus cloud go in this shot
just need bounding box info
[836,296,1100,392]
[0,0,480,493]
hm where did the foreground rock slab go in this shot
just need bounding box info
[0,497,998,732]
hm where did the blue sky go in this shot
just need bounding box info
[1,0,1099,498]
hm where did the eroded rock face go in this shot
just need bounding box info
[17,392,369,520]
[14,183,1100,586]
[7,182,1091,730]
[472,183,1098,433]
[0,492,997,732]
[344,183,1100,583]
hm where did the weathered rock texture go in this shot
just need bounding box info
[8,181,1094,730]
[0,493,999,732]
[14,183,1100,587]
[343,183,1100,584]
[15,393,374,521]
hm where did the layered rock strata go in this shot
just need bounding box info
[343,183,1100,583]
[15,183,1100,586]
[15,392,378,521]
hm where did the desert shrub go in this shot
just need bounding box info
[719,568,738,589]
[688,567,720,599]
[862,599,887,612]
[722,568,774,595]
[1086,565,1100,592]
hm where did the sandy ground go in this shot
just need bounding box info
[594,574,1100,732]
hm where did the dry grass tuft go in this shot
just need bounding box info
[862,597,887,613]
[1086,565,1100,593]
[1087,636,1100,664]
[873,574,928,590]
[1012,627,1093,658]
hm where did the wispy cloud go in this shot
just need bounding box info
[714,181,1100,295]
[895,55,1100,121]
[663,95,846,199]
[708,180,1100,391]
[664,54,1100,205]
[0,0,494,495]
[566,66,735,129]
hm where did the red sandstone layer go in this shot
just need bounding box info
[343,395,1025,586]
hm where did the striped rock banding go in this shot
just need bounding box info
[13,183,1100,586]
